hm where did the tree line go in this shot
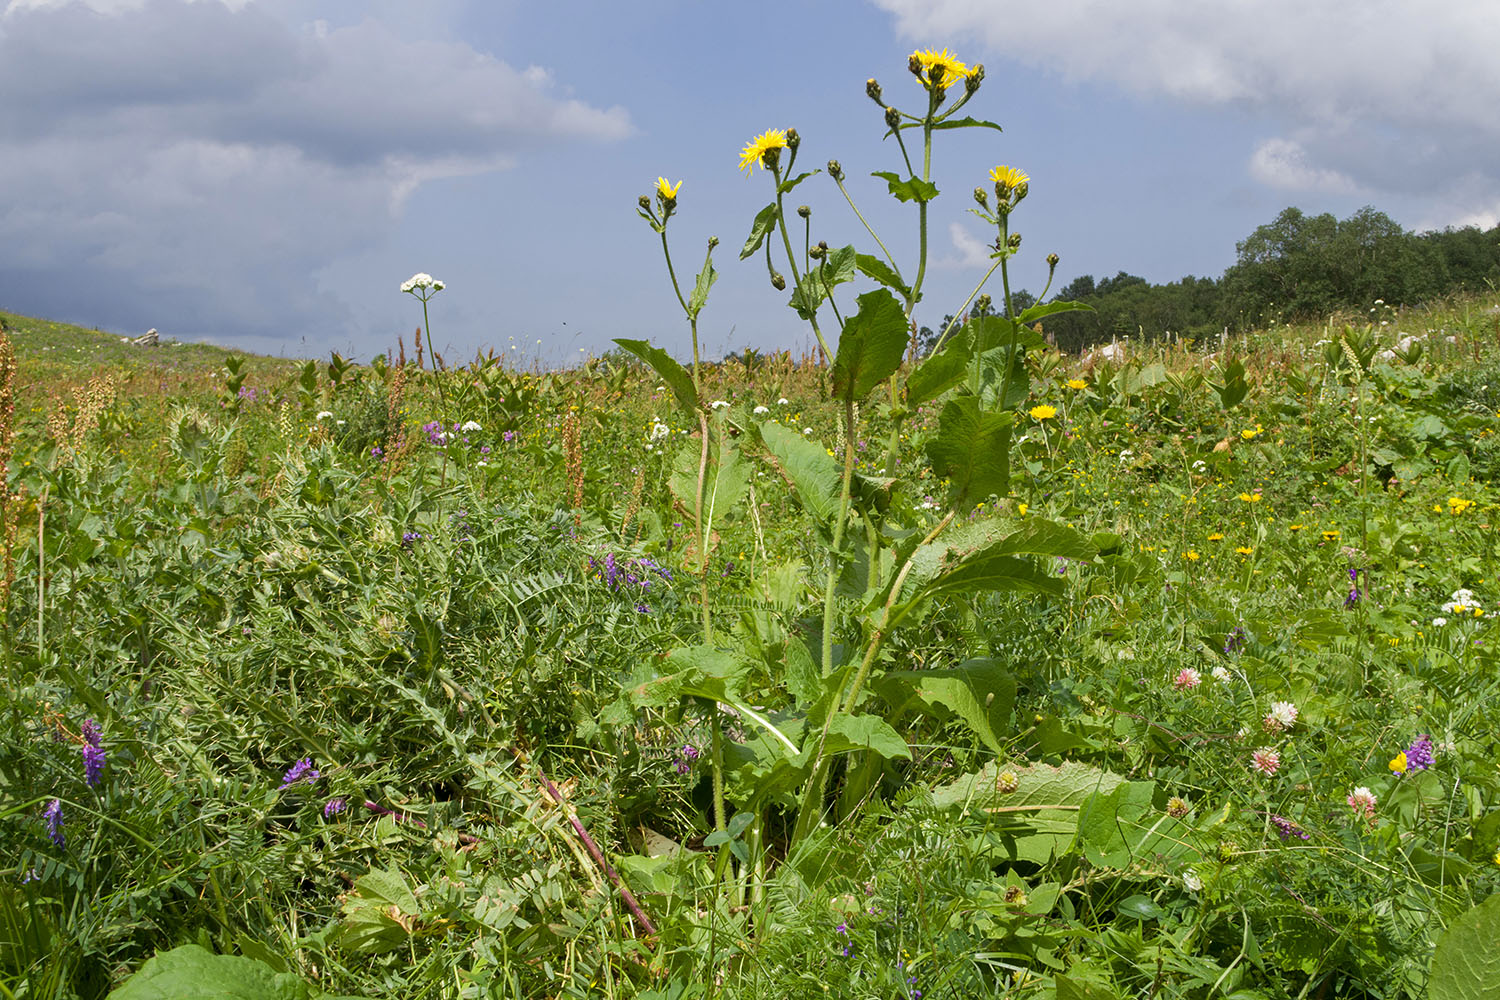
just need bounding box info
[921,206,1500,355]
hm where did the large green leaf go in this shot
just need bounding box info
[1209,358,1248,410]
[926,396,1012,508]
[1431,894,1500,1000]
[931,761,1128,864]
[1017,300,1094,324]
[703,434,749,534]
[688,259,717,319]
[878,658,1014,754]
[819,713,911,760]
[612,339,697,417]
[740,203,778,259]
[831,289,909,403]
[107,945,364,1000]
[1078,782,1194,869]
[758,420,840,526]
[905,335,969,407]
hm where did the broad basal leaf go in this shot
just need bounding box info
[831,289,910,403]
[926,396,1012,508]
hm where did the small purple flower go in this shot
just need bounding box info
[1405,734,1435,771]
[675,744,699,775]
[1344,567,1362,609]
[1223,625,1247,655]
[371,445,383,458]
[1270,814,1309,841]
[402,531,423,548]
[43,799,64,848]
[423,421,447,446]
[503,430,517,443]
[279,758,320,790]
[480,445,491,455]
[237,386,259,403]
[81,719,105,788]
[323,797,348,818]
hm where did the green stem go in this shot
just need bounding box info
[771,167,831,362]
[928,255,1005,358]
[420,295,446,412]
[834,176,902,280]
[997,215,1020,409]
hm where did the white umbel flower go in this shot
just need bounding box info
[401,273,445,293]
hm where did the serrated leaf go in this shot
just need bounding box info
[906,335,970,407]
[740,203,778,260]
[1431,894,1500,1000]
[929,116,1004,133]
[688,260,717,317]
[854,253,910,299]
[879,658,1014,754]
[831,289,909,403]
[106,944,355,1000]
[926,396,1012,508]
[759,420,840,526]
[613,339,697,417]
[870,170,940,204]
[703,435,748,533]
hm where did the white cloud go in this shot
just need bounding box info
[0,0,631,343]
[944,222,994,269]
[872,0,1500,223]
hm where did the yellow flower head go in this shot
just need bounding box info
[1016,502,1028,515]
[1448,496,1474,515]
[739,129,789,174]
[1235,546,1254,555]
[1322,529,1340,541]
[1238,492,1262,503]
[1389,752,1408,774]
[655,177,681,202]
[1289,523,1305,532]
[1207,532,1224,541]
[910,47,971,91]
[1029,404,1057,421]
[1184,551,1201,561]
[1067,378,1088,390]
[1241,424,1263,440]
[990,165,1030,196]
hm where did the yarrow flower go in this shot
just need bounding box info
[400,273,445,294]
[279,758,320,790]
[1347,786,1377,821]
[739,128,789,174]
[81,718,105,788]
[43,798,64,848]
[1250,747,1281,776]
[1173,668,1201,691]
[1264,701,1299,732]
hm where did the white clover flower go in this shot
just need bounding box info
[316,411,334,421]
[710,400,730,410]
[1182,870,1203,893]
[1265,700,1299,731]
[1211,666,1232,683]
[753,405,770,415]
[1432,617,1448,626]
[401,273,445,293]
[459,420,483,432]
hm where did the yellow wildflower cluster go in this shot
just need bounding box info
[910,47,973,90]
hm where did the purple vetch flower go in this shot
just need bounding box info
[480,445,491,455]
[371,445,383,458]
[279,758,320,789]
[402,531,423,548]
[323,798,348,818]
[81,718,105,788]
[422,421,447,446]
[1270,814,1309,841]
[1223,626,1247,655]
[43,799,64,848]
[675,744,700,775]
[1344,567,1362,609]
[1405,734,1435,771]
[502,430,517,443]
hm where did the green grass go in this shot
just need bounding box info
[3,294,1500,999]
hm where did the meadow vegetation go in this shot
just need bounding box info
[4,47,1500,1000]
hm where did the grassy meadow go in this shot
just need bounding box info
[4,293,1500,999]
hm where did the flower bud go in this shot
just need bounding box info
[809,244,825,260]
[827,159,844,181]
[1046,252,1059,269]
[771,271,786,291]
[866,78,883,104]
[973,187,989,209]
[797,205,811,219]
[708,236,720,250]
[786,128,800,152]
[966,64,984,94]
[884,106,902,131]
[908,53,923,76]
[1008,232,1022,251]
[638,195,651,212]
[974,294,992,315]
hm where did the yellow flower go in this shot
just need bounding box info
[1184,551,1200,561]
[1017,503,1029,516]
[1029,404,1057,420]
[655,177,681,201]
[1289,523,1305,532]
[1238,492,1262,503]
[1448,496,1474,515]
[1066,378,1088,390]
[1235,546,1254,555]
[739,129,789,174]
[1389,752,1408,774]
[990,165,1030,195]
[910,47,971,90]
[1207,532,1224,541]
[1493,847,1500,867]
[1322,529,1340,541]
[1241,424,1263,440]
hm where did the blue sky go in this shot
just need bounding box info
[1,0,1495,364]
